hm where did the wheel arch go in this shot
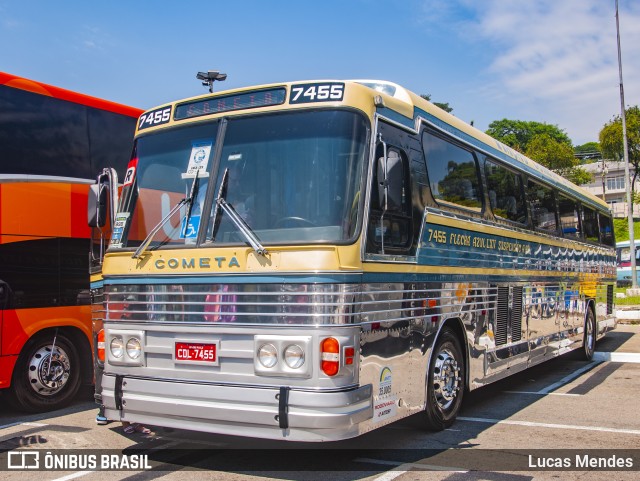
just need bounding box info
[428,317,469,391]
[19,325,93,386]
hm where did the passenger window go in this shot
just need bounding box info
[485,159,527,224]
[558,195,581,239]
[422,131,482,211]
[582,206,599,242]
[526,180,557,232]
[598,212,615,246]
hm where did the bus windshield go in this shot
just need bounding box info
[116,109,368,250]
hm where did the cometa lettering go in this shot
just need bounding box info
[155,256,241,270]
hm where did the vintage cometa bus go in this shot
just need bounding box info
[91,79,616,441]
[0,72,141,411]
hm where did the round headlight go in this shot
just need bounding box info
[110,337,124,358]
[126,337,142,359]
[258,343,278,368]
[284,344,305,369]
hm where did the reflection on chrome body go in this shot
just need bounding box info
[100,279,615,439]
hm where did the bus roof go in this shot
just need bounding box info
[138,78,609,213]
[0,71,143,118]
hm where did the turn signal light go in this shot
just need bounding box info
[97,329,105,363]
[344,346,355,366]
[321,337,340,376]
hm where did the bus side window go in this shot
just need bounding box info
[598,212,615,246]
[526,180,557,233]
[582,205,599,242]
[422,131,483,213]
[484,158,527,224]
[558,195,581,239]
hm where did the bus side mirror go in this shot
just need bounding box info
[88,183,107,228]
[377,149,403,212]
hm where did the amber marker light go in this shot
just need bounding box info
[321,337,340,376]
[97,329,105,363]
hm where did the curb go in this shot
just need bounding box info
[593,351,640,363]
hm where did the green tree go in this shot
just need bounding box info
[486,119,572,153]
[524,134,591,185]
[599,105,640,197]
[486,119,589,184]
[420,94,453,113]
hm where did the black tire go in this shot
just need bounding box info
[422,327,465,431]
[6,332,82,413]
[582,308,597,361]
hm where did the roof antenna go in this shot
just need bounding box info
[196,70,227,93]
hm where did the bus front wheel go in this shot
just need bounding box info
[7,332,82,413]
[422,327,465,431]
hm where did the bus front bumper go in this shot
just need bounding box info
[101,374,373,441]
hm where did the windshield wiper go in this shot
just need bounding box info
[210,168,267,256]
[132,171,200,259]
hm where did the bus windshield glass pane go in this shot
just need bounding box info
[206,110,367,245]
[115,110,367,249]
[116,122,219,249]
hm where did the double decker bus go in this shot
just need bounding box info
[91,79,616,441]
[0,72,141,411]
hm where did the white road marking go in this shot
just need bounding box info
[594,351,640,363]
[503,391,580,396]
[50,472,92,481]
[537,361,599,393]
[458,416,640,435]
[357,457,467,477]
[0,421,47,430]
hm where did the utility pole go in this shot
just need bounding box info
[616,0,638,291]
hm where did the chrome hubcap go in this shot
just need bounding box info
[432,347,461,410]
[27,346,71,396]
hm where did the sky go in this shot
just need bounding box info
[1,0,638,146]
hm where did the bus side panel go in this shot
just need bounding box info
[0,182,92,243]
[356,283,433,433]
[0,306,92,356]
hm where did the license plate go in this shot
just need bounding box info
[175,342,217,363]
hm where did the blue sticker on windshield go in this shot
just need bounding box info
[180,215,201,239]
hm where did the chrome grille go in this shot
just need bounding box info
[495,287,509,346]
[104,283,496,326]
[511,286,523,342]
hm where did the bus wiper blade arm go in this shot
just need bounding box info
[209,168,267,256]
[132,198,187,259]
[218,198,268,256]
[132,171,200,259]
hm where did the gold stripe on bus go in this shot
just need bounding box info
[362,262,608,279]
[426,214,614,255]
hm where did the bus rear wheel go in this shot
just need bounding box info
[582,308,596,361]
[7,332,81,413]
[422,327,465,431]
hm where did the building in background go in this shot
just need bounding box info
[581,160,640,218]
